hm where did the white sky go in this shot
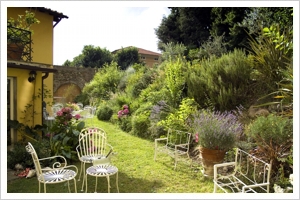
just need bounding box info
[50,5,171,65]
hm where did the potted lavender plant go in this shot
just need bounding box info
[190,109,243,177]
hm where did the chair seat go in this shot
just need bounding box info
[86,164,118,176]
[39,169,77,183]
[80,155,106,162]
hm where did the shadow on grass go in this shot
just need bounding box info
[84,171,164,193]
[7,171,164,193]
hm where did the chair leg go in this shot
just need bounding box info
[174,154,178,170]
[81,163,86,192]
[44,183,47,193]
[95,177,98,193]
[68,180,71,193]
[39,182,41,193]
[73,178,77,193]
[106,175,111,193]
[154,143,157,161]
[85,174,88,193]
[78,162,83,181]
[116,172,119,193]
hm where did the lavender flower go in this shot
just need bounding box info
[191,109,243,151]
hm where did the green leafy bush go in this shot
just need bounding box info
[148,100,171,139]
[245,114,293,172]
[97,104,113,121]
[158,98,198,131]
[118,115,132,133]
[164,57,188,107]
[187,49,253,111]
[7,140,51,169]
[82,62,123,101]
[128,69,155,98]
[131,103,152,138]
[132,113,151,138]
[139,74,169,105]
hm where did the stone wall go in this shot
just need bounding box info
[53,66,96,102]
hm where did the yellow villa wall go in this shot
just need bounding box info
[7,7,55,141]
[141,54,160,67]
[7,68,43,141]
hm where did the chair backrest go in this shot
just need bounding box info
[51,105,62,117]
[77,127,108,158]
[25,142,43,181]
[76,103,83,110]
[167,128,192,151]
[234,148,272,192]
[83,106,94,118]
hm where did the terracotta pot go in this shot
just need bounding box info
[7,43,24,60]
[199,146,226,177]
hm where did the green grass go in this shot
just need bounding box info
[7,117,214,193]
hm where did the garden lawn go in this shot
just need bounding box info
[7,117,214,193]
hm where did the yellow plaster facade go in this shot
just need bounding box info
[7,7,67,143]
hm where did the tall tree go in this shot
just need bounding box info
[239,7,293,36]
[155,7,249,52]
[81,45,113,68]
[113,47,141,70]
[210,7,250,51]
[155,10,182,51]
[155,8,213,51]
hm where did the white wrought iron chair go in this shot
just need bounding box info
[51,104,62,117]
[76,127,113,191]
[76,102,83,110]
[25,142,78,193]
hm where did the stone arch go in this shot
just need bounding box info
[54,82,81,103]
[53,66,97,103]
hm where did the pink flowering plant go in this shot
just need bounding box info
[117,104,130,118]
[48,107,85,161]
[190,109,243,151]
[117,104,132,132]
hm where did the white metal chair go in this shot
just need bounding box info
[76,127,113,191]
[82,105,96,124]
[76,102,83,110]
[85,151,119,193]
[51,104,62,117]
[213,148,272,193]
[154,128,192,169]
[25,142,78,193]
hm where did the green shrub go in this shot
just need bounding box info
[164,57,188,107]
[132,113,151,139]
[158,98,198,131]
[7,139,51,169]
[82,62,123,101]
[187,49,253,111]
[188,34,227,61]
[114,92,131,111]
[118,66,136,91]
[97,104,113,121]
[245,114,293,172]
[118,115,132,133]
[139,73,169,105]
[123,65,157,99]
[147,100,171,139]
[130,103,152,138]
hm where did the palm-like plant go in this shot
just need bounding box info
[248,23,293,117]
